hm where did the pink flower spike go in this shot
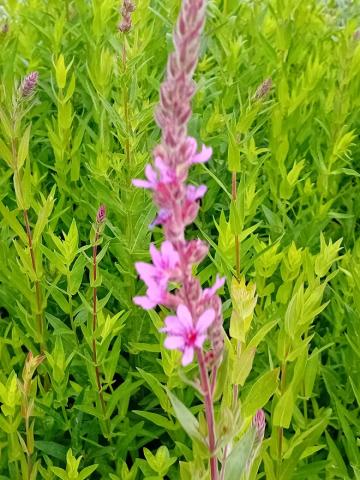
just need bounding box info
[192,145,212,164]
[161,305,215,366]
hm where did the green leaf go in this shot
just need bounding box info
[17,124,31,170]
[35,441,67,461]
[166,389,205,444]
[133,410,177,430]
[273,385,295,428]
[224,428,256,480]
[33,185,56,246]
[242,368,279,417]
[78,464,98,480]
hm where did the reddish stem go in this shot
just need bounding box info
[177,242,218,480]
[198,349,218,480]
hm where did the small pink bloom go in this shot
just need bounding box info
[160,304,215,366]
[186,184,207,201]
[191,144,212,164]
[135,241,180,289]
[133,280,167,310]
[132,164,158,189]
[203,275,225,300]
[149,209,171,229]
[183,239,209,264]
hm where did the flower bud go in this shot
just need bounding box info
[253,78,272,101]
[118,0,135,33]
[20,71,39,98]
[252,409,266,442]
[96,204,106,225]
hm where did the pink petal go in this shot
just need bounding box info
[162,315,185,335]
[197,308,215,333]
[149,209,170,229]
[132,179,153,189]
[154,157,173,182]
[203,275,226,299]
[133,295,157,310]
[192,145,212,164]
[145,164,157,183]
[150,243,161,267]
[176,304,193,329]
[164,335,185,350]
[135,262,156,283]
[147,282,165,302]
[186,137,197,156]
[161,241,178,266]
[194,334,207,349]
[186,185,207,202]
[182,346,194,366]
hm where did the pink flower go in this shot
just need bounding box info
[133,280,167,310]
[186,184,207,201]
[135,241,180,290]
[132,164,158,189]
[202,275,225,301]
[160,304,215,365]
[133,159,176,190]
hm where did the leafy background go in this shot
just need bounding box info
[0,0,359,478]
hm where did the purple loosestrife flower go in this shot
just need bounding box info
[133,0,224,367]
[135,241,180,290]
[161,305,215,366]
[20,71,39,98]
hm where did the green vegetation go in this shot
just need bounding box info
[0,0,359,478]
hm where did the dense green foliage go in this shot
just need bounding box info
[0,0,359,478]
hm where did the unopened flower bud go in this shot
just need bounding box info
[20,71,39,98]
[118,0,135,33]
[252,409,266,442]
[253,78,272,101]
[96,204,106,225]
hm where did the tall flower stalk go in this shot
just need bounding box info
[118,0,135,168]
[92,206,107,420]
[5,72,45,349]
[133,0,223,477]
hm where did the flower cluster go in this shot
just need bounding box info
[133,0,224,366]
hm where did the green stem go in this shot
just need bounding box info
[92,230,111,440]
[122,42,131,169]
[277,361,287,475]
[231,171,240,279]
